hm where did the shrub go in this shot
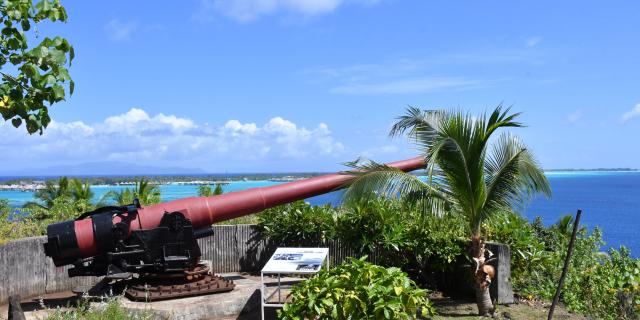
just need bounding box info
[397,212,466,274]
[279,257,435,319]
[258,199,468,288]
[0,197,96,243]
[336,198,406,253]
[490,213,640,320]
[484,211,549,294]
[258,201,337,246]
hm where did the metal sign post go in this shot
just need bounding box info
[260,247,329,320]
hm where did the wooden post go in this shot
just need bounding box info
[8,295,26,320]
[547,209,582,320]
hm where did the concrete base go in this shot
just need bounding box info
[117,273,262,320]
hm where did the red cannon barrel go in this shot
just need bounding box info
[47,157,425,264]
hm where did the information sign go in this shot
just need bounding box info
[262,247,329,274]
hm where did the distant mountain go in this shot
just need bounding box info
[5,161,206,176]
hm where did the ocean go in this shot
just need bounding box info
[1,172,639,256]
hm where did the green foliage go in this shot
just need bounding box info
[215,213,259,225]
[26,177,96,208]
[31,176,70,208]
[70,179,94,203]
[106,188,134,206]
[258,201,337,246]
[279,257,435,320]
[197,183,224,197]
[259,199,640,319]
[197,185,212,197]
[396,213,467,275]
[258,198,467,287]
[44,297,152,320]
[0,0,74,134]
[336,198,406,253]
[106,178,161,205]
[486,212,640,319]
[0,196,89,243]
[484,211,549,292]
[214,183,223,195]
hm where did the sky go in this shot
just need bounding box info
[1,1,640,173]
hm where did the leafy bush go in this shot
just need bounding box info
[336,198,406,253]
[484,211,549,293]
[259,199,468,287]
[397,212,466,274]
[488,213,640,319]
[258,201,337,246]
[279,257,435,319]
[0,197,97,243]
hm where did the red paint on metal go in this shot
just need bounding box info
[75,157,425,256]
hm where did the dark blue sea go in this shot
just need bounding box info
[525,172,640,256]
[2,171,639,256]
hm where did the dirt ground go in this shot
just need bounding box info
[431,294,587,320]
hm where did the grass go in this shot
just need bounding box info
[42,297,152,320]
[431,295,586,320]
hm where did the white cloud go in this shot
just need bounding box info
[104,19,137,42]
[621,103,640,123]
[566,110,583,124]
[331,77,482,95]
[526,36,542,48]
[199,0,377,22]
[0,109,344,170]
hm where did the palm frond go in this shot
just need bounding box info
[484,104,524,137]
[390,107,443,153]
[482,133,550,234]
[342,158,448,216]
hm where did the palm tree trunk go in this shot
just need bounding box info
[475,283,493,316]
[470,236,494,316]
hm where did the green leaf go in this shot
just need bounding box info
[11,117,22,128]
[48,48,66,64]
[52,85,65,100]
[20,20,30,31]
[35,46,49,59]
[23,63,38,77]
[25,115,39,134]
[9,54,21,64]
[42,74,56,86]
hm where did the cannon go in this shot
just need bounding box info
[43,157,424,300]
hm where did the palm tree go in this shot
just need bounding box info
[106,188,134,206]
[29,176,71,209]
[70,179,94,202]
[106,178,161,206]
[133,178,161,205]
[213,183,224,195]
[343,106,551,316]
[198,185,213,197]
[198,183,224,197]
